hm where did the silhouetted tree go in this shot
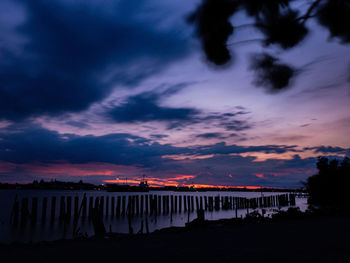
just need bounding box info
[189,0,350,91]
[306,157,350,210]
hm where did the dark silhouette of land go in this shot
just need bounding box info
[1,214,349,263]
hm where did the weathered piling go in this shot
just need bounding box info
[140,195,144,215]
[153,195,158,215]
[41,197,47,224]
[94,197,99,212]
[167,195,170,214]
[158,195,161,215]
[111,196,115,217]
[191,196,194,212]
[136,195,140,215]
[122,196,126,216]
[116,196,121,217]
[184,195,187,212]
[50,196,56,222]
[59,196,65,221]
[66,196,72,221]
[200,196,203,210]
[195,196,199,211]
[145,195,149,214]
[179,196,182,213]
[127,196,132,216]
[187,196,190,212]
[88,196,93,219]
[208,196,213,211]
[74,196,79,220]
[20,197,29,226]
[31,197,38,225]
[99,196,104,217]
[81,194,87,219]
[174,196,178,213]
[105,196,109,217]
[214,196,220,211]
[11,196,19,226]
[204,196,208,211]
[171,195,174,213]
[235,198,238,218]
[149,195,154,215]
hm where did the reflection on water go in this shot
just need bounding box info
[0,190,307,244]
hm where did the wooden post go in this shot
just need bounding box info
[140,195,144,215]
[154,195,158,215]
[99,196,104,217]
[20,197,29,226]
[41,197,47,224]
[88,196,93,219]
[122,196,126,216]
[116,196,121,217]
[106,196,109,217]
[195,196,199,211]
[59,196,65,221]
[171,195,174,213]
[66,196,72,221]
[127,196,131,216]
[145,195,149,214]
[174,195,178,213]
[31,197,38,225]
[81,194,87,219]
[200,196,203,211]
[11,196,19,226]
[149,195,153,216]
[235,198,238,218]
[50,196,56,223]
[74,196,79,220]
[204,196,208,211]
[158,195,161,215]
[111,196,115,217]
[187,196,191,212]
[179,196,182,213]
[136,195,140,215]
[191,196,194,212]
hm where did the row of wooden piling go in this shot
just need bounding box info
[10,193,296,226]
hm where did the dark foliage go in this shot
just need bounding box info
[317,0,350,43]
[256,10,308,49]
[250,53,295,91]
[242,0,291,16]
[306,157,350,209]
[188,0,239,65]
[189,0,350,90]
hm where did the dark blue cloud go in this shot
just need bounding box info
[107,91,199,123]
[304,146,348,154]
[196,132,224,139]
[0,0,191,120]
[0,124,300,166]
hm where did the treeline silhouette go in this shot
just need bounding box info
[306,157,350,210]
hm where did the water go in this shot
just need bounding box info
[0,190,307,244]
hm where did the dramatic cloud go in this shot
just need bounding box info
[0,0,191,120]
[107,91,199,123]
[0,123,321,187]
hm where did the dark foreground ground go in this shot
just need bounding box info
[1,216,350,263]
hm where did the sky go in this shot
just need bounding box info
[0,0,349,188]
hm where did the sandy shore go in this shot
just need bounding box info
[1,215,350,263]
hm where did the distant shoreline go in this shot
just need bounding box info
[0,181,306,193]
